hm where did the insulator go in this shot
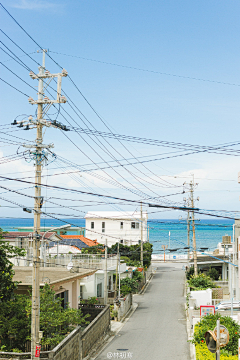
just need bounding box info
[24,125,30,130]
[11,119,18,125]
[60,95,67,103]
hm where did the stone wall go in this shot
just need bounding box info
[81,305,110,358]
[0,306,110,360]
[49,326,81,360]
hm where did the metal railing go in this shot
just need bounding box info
[11,253,118,271]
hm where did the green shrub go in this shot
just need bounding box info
[195,343,238,359]
[132,270,144,281]
[120,277,139,294]
[187,273,216,290]
[186,266,195,280]
[193,313,240,355]
[206,267,219,281]
[120,256,130,263]
[120,285,131,296]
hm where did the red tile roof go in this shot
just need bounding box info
[61,235,98,247]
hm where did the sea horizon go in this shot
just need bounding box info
[0,217,234,255]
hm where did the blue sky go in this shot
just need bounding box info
[1,0,240,220]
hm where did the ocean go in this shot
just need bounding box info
[0,218,234,255]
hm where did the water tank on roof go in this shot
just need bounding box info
[222,235,231,244]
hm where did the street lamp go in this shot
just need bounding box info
[42,224,71,266]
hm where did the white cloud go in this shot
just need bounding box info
[11,0,58,10]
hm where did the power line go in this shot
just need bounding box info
[49,50,240,88]
[0,77,29,97]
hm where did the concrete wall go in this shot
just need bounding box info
[190,288,212,307]
[49,326,81,360]
[81,305,110,358]
[115,294,132,320]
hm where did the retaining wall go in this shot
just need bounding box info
[0,306,110,360]
[81,305,110,358]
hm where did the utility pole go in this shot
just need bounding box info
[216,319,220,360]
[140,202,143,267]
[189,175,199,276]
[31,50,45,360]
[187,207,191,262]
[104,238,108,305]
[11,50,68,360]
[184,196,191,262]
[162,244,168,262]
[115,241,120,297]
[118,246,121,298]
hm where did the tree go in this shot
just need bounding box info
[0,294,30,352]
[81,244,104,254]
[206,267,219,281]
[27,284,89,349]
[0,229,26,302]
[109,242,153,268]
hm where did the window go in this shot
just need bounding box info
[131,222,139,229]
[120,221,123,229]
[102,222,105,233]
[91,222,94,229]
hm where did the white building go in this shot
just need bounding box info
[85,211,148,246]
[79,260,126,302]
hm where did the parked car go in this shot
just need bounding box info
[215,301,240,311]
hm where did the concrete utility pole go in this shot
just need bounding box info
[140,202,143,267]
[12,50,68,360]
[189,175,199,276]
[216,319,220,360]
[31,51,45,359]
[118,245,121,297]
[184,196,191,262]
[104,238,108,305]
[115,241,120,297]
[187,206,191,262]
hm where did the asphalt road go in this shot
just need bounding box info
[95,262,190,360]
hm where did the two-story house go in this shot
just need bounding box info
[85,211,148,246]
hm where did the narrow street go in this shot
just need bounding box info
[95,262,190,360]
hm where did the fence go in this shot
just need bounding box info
[212,299,224,306]
[11,254,118,271]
